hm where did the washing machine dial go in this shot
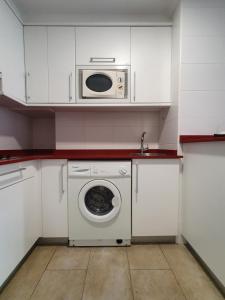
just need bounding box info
[119,168,127,176]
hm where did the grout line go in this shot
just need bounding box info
[126,247,135,300]
[45,268,89,271]
[29,246,57,299]
[128,267,171,270]
[159,244,188,300]
[81,247,92,300]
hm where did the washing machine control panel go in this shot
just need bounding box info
[92,166,129,177]
[119,168,128,176]
[68,161,131,177]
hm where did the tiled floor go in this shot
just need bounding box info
[0,244,224,300]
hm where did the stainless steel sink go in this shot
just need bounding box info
[130,152,164,157]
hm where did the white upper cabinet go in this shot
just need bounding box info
[24,26,48,103]
[131,27,172,103]
[24,26,75,104]
[76,27,130,65]
[0,0,25,102]
[48,27,75,103]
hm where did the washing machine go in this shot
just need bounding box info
[68,161,131,246]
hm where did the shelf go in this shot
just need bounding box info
[0,93,172,115]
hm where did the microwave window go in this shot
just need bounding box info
[86,74,112,92]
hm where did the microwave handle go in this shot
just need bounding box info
[90,57,116,63]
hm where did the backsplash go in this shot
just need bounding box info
[0,107,32,150]
[55,111,160,149]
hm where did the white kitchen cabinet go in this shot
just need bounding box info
[131,27,171,104]
[22,161,42,249]
[0,161,41,287]
[76,27,130,65]
[132,160,180,237]
[48,27,75,103]
[24,26,75,104]
[41,160,68,237]
[0,0,25,102]
[24,26,48,103]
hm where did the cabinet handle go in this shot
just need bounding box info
[90,57,116,63]
[0,72,2,94]
[134,72,136,102]
[69,73,73,101]
[136,162,139,200]
[60,164,64,199]
[0,168,26,177]
[25,72,31,101]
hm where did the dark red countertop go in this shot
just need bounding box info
[0,149,182,166]
[180,135,225,143]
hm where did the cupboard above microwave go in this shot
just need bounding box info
[76,66,130,104]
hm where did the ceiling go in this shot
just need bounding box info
[11,0,179,23]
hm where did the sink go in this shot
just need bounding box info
[130,152,165,157]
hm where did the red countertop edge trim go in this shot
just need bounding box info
[0,149,182,166]
[180,135,225,143]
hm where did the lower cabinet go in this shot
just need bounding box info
[0,161,41,287]
[132,159,180,237]
[41,160,68,238]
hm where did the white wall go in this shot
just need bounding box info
[159,3,181,150]
[55,111,160,149]
[179,0,225,134]
[0,107,32,149]
[182,142,225,288]
[32,117,55,149]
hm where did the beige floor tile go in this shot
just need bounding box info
[30,270,85,300]
[47,246,90,270]
[82,247,133,300]
[131,269,186,300]
[88,247,129,270]
[83,266,132,300]
[127,245,169,270]
[0,246,56,300]
[161,244,224,300]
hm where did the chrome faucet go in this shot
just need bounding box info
[140,131,149,154]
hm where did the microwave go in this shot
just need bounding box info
[77,67,130,103]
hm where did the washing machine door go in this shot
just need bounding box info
[78,179,121,223]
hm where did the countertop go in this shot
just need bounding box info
[180,135,225,143]
[0,149,182,166]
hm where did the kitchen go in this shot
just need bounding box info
[0,0,225,299]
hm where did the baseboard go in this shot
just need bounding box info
[132,236,176,244]
[37,237,69,246]
[185,240,225,297]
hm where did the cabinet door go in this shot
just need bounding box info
[0,0,25,102]
[48,27,75,103]
[0,162,41,286]
[132,160,179,237]
[24,26,48,103]
[0,180,24,286]
[76,27,130,65]
[41,160,68,237]
[131,27,171,103]
[23,175,42,250]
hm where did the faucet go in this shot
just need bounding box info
[140,131,149,154]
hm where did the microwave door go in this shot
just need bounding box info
[82,70,117,98]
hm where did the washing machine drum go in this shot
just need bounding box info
[78,180,122,223]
